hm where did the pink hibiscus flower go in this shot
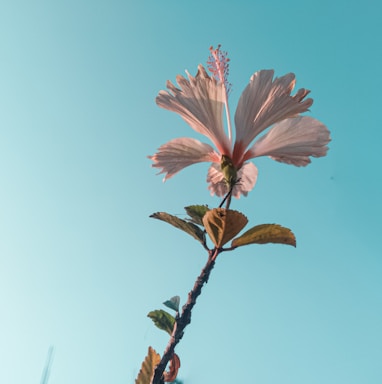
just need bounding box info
[150,46,330,198]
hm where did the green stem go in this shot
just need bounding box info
[219,184,234,210]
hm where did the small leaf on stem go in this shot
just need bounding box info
[163,296,180,312]
[203,208,248,248]
[147,310,175,335]
[231,224,296,248]
[184,205,210,226]
[135,346,161,384]
[150,212,205,244]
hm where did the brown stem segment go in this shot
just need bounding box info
[151,248,219,384]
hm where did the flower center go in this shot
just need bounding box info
[220,154,237,187]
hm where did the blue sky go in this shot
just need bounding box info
[0,1,381,383]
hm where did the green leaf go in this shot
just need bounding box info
[231,224,296,248]
[184,205,210,226]
[163,296,180,312]
[147,309,175,335]
[150,212,205,244]
[202,208,248,248]
[135,346,161,384]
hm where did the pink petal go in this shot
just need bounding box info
[246,116,331,166]
[206,163,227,196]
[233,70,313,164]
[207,161,258,198]
[234,162,259,197]
[156,65,231,155]
[149,137,220,181]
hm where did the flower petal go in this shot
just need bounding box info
[207,162,258,198]
[156,65,231,155]
[233,70,313,164]
[234,162,259,197]
[246,116,331,166]
[149,137,220,181]
[207,163,226,196]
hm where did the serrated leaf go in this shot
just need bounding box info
[135,346,161,384]
[202,208,248,248]
[147,309,175,335]
[163,296,180,312]
[184,205,210,226]
[150,212,205,244]
[231,224,296,248]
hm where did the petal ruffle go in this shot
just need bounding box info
[233,70,313,165]
[235,162,259,197]
[206,163,226,197]
[207,161,258,198]
[149,137,220,181]
[245,116,331,166]
[156,65,231,155]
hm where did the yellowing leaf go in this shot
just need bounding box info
[135,346,161,384]
[202,208,248,248]
[184,205,210,226]
[231,224,296,248]
[147,310,175,335]
[150,212,205,244]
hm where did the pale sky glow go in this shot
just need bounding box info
[0,1,381,384]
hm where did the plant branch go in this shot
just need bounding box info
[219,185,233,209]
[151,248,219,384]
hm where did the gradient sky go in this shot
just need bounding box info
[1,1,381,383]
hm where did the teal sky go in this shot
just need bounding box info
[1,1,381,383]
